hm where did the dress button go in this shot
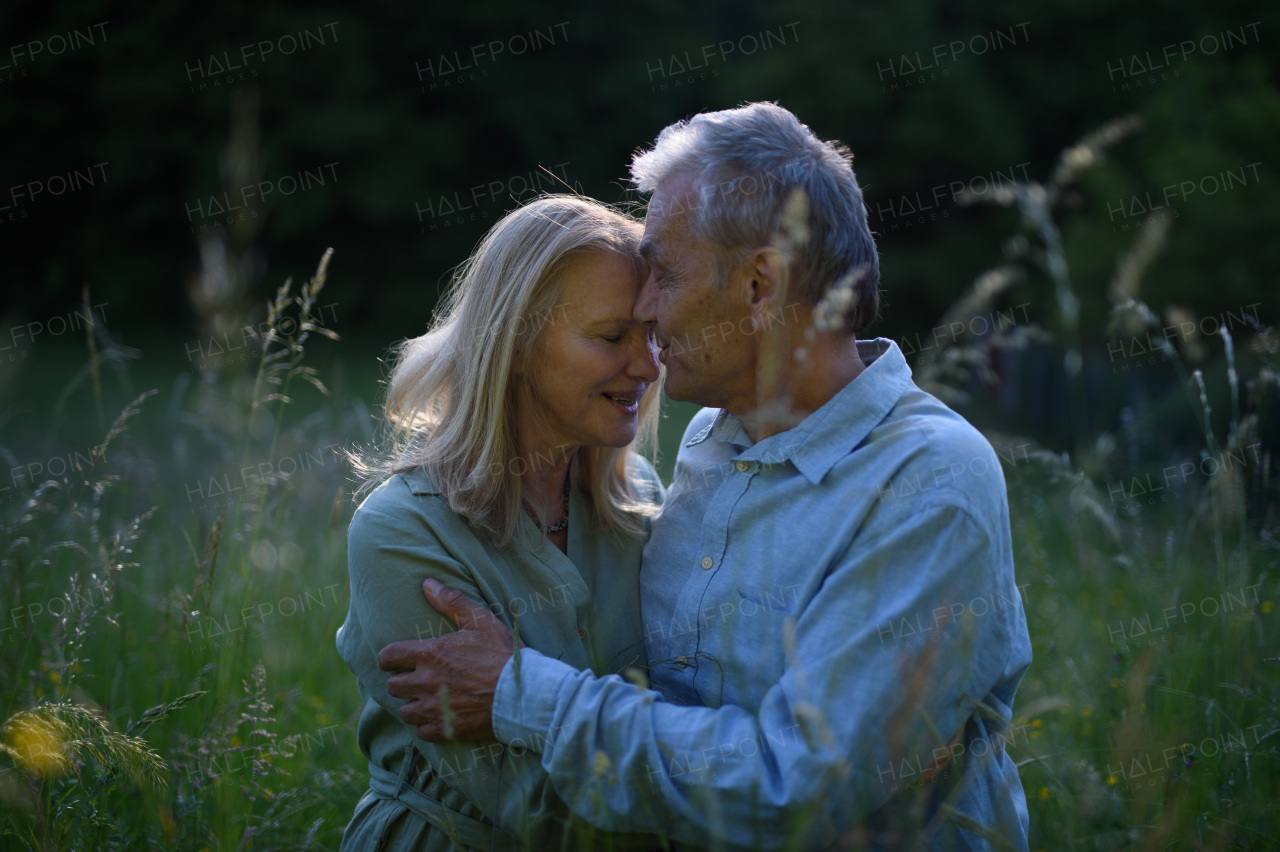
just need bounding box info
[578,627,586,639]
[701,556,713,570]
[735,460,749,472]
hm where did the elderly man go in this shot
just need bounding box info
[378,102,1032,850]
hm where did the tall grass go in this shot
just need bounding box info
[0,117,1276,850]
[0,246,364,851]
[925,117,1278,850]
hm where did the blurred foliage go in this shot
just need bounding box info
[0,0,1274,357]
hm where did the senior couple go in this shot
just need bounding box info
[335,102,1032,851]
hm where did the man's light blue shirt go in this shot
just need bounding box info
[492,339,1033,850]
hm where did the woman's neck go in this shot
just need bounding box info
[523,462,568,517]
[518,444,576,525]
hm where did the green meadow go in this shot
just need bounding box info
[1,127,1276,851]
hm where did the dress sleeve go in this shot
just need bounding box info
[344,489,519,814]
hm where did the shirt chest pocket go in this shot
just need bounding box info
[688,586,797,647]
[733,588,797,662]
[689,588,797,707]
[736,586,799,615]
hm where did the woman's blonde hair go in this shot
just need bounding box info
[354,194,661,547]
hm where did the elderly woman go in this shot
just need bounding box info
[336,195,664,850]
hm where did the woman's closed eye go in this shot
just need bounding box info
[601,325,650,344]
[599,328,632,343]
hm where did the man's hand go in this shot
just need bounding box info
[377,578,523,741]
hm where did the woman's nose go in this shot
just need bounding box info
[633,273,659,326]
[629,327,660,382]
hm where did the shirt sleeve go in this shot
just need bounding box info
[491,494,1022,849]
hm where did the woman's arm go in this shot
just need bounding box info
[344,488,516,809]
[343,477,656,850]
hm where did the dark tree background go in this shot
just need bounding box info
[0,0,1275,445]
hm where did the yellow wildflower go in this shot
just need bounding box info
[4,713,70,778]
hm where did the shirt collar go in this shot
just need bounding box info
[692,338,913,485]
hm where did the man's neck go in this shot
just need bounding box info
[731,330,867,444]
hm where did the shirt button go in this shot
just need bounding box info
[701,556,713,570]
[735,461,749,472]
[577,627,586,639]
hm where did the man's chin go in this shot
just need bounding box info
[661,372,704,406]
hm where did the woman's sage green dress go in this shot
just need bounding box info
[336,459,662,851]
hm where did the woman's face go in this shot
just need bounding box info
[518,250,660,456]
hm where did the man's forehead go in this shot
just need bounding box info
[644,170,700,221]
[639,224,678,267]
[639,211,672,259]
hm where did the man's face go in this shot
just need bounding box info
[634,172,757,410]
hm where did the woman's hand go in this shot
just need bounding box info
[377,578,524,741]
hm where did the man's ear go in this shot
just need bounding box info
[740,247,788,310]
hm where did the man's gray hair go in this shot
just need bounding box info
[630,102,880,333]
